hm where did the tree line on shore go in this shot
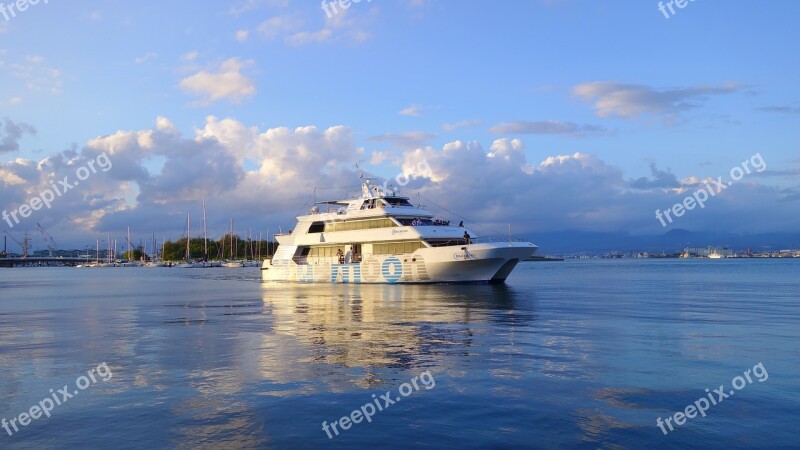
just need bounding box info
[155,234,275,261]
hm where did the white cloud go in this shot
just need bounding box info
[369,151,395,166]
[235,30,249,42]
[5,55,62,95]
[0,96,22,108]
[284,29,333,45]
[256,5,375,45]
[257,15,303,40]
[573,81,745,122]
[134,52,158,64]
[442,119,482,132]
[489,120,608,137]
[1,117,796,247]
[399,104,423,117]
[181,50,200,61]
[179,58,256,106]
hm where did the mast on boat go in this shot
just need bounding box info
[202,197,208,262]
[185,212,191,261]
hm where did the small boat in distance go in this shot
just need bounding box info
[708,246,726,259]
[262,178,537,284]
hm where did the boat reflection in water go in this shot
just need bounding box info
[256,281,528,387]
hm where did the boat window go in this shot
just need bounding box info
[398,218,433,226]
[308,245,345,258]
[385,198,412,207]
[325,218,397,232]
[372,241,425,255]
[308,222,326,233]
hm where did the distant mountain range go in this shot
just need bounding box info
[524,229,800,255]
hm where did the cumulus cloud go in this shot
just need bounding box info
[573,81,744,122]
[179,58,256,106]
[1,117,796,248]
[390,139,796,235]
[0,118,366,243]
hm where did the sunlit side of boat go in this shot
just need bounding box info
[262,179,537,284]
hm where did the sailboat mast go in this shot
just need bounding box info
[202,197,208,262]
[186,212,191,261]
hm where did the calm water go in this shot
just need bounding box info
[0,260,798,449]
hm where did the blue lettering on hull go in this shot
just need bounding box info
[329,257,408,283]
[381,257,403,283]
[331,263,362,283]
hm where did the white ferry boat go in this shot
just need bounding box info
[261,179,537,284]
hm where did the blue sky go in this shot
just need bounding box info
[1,0,799,248]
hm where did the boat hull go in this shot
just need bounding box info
[261,242,536,284]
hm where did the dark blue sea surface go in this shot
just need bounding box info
[0,260,798,449]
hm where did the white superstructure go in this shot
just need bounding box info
[261,180,537,284]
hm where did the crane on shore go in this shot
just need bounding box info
[36,223,57,257]
[3,231,30,258]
